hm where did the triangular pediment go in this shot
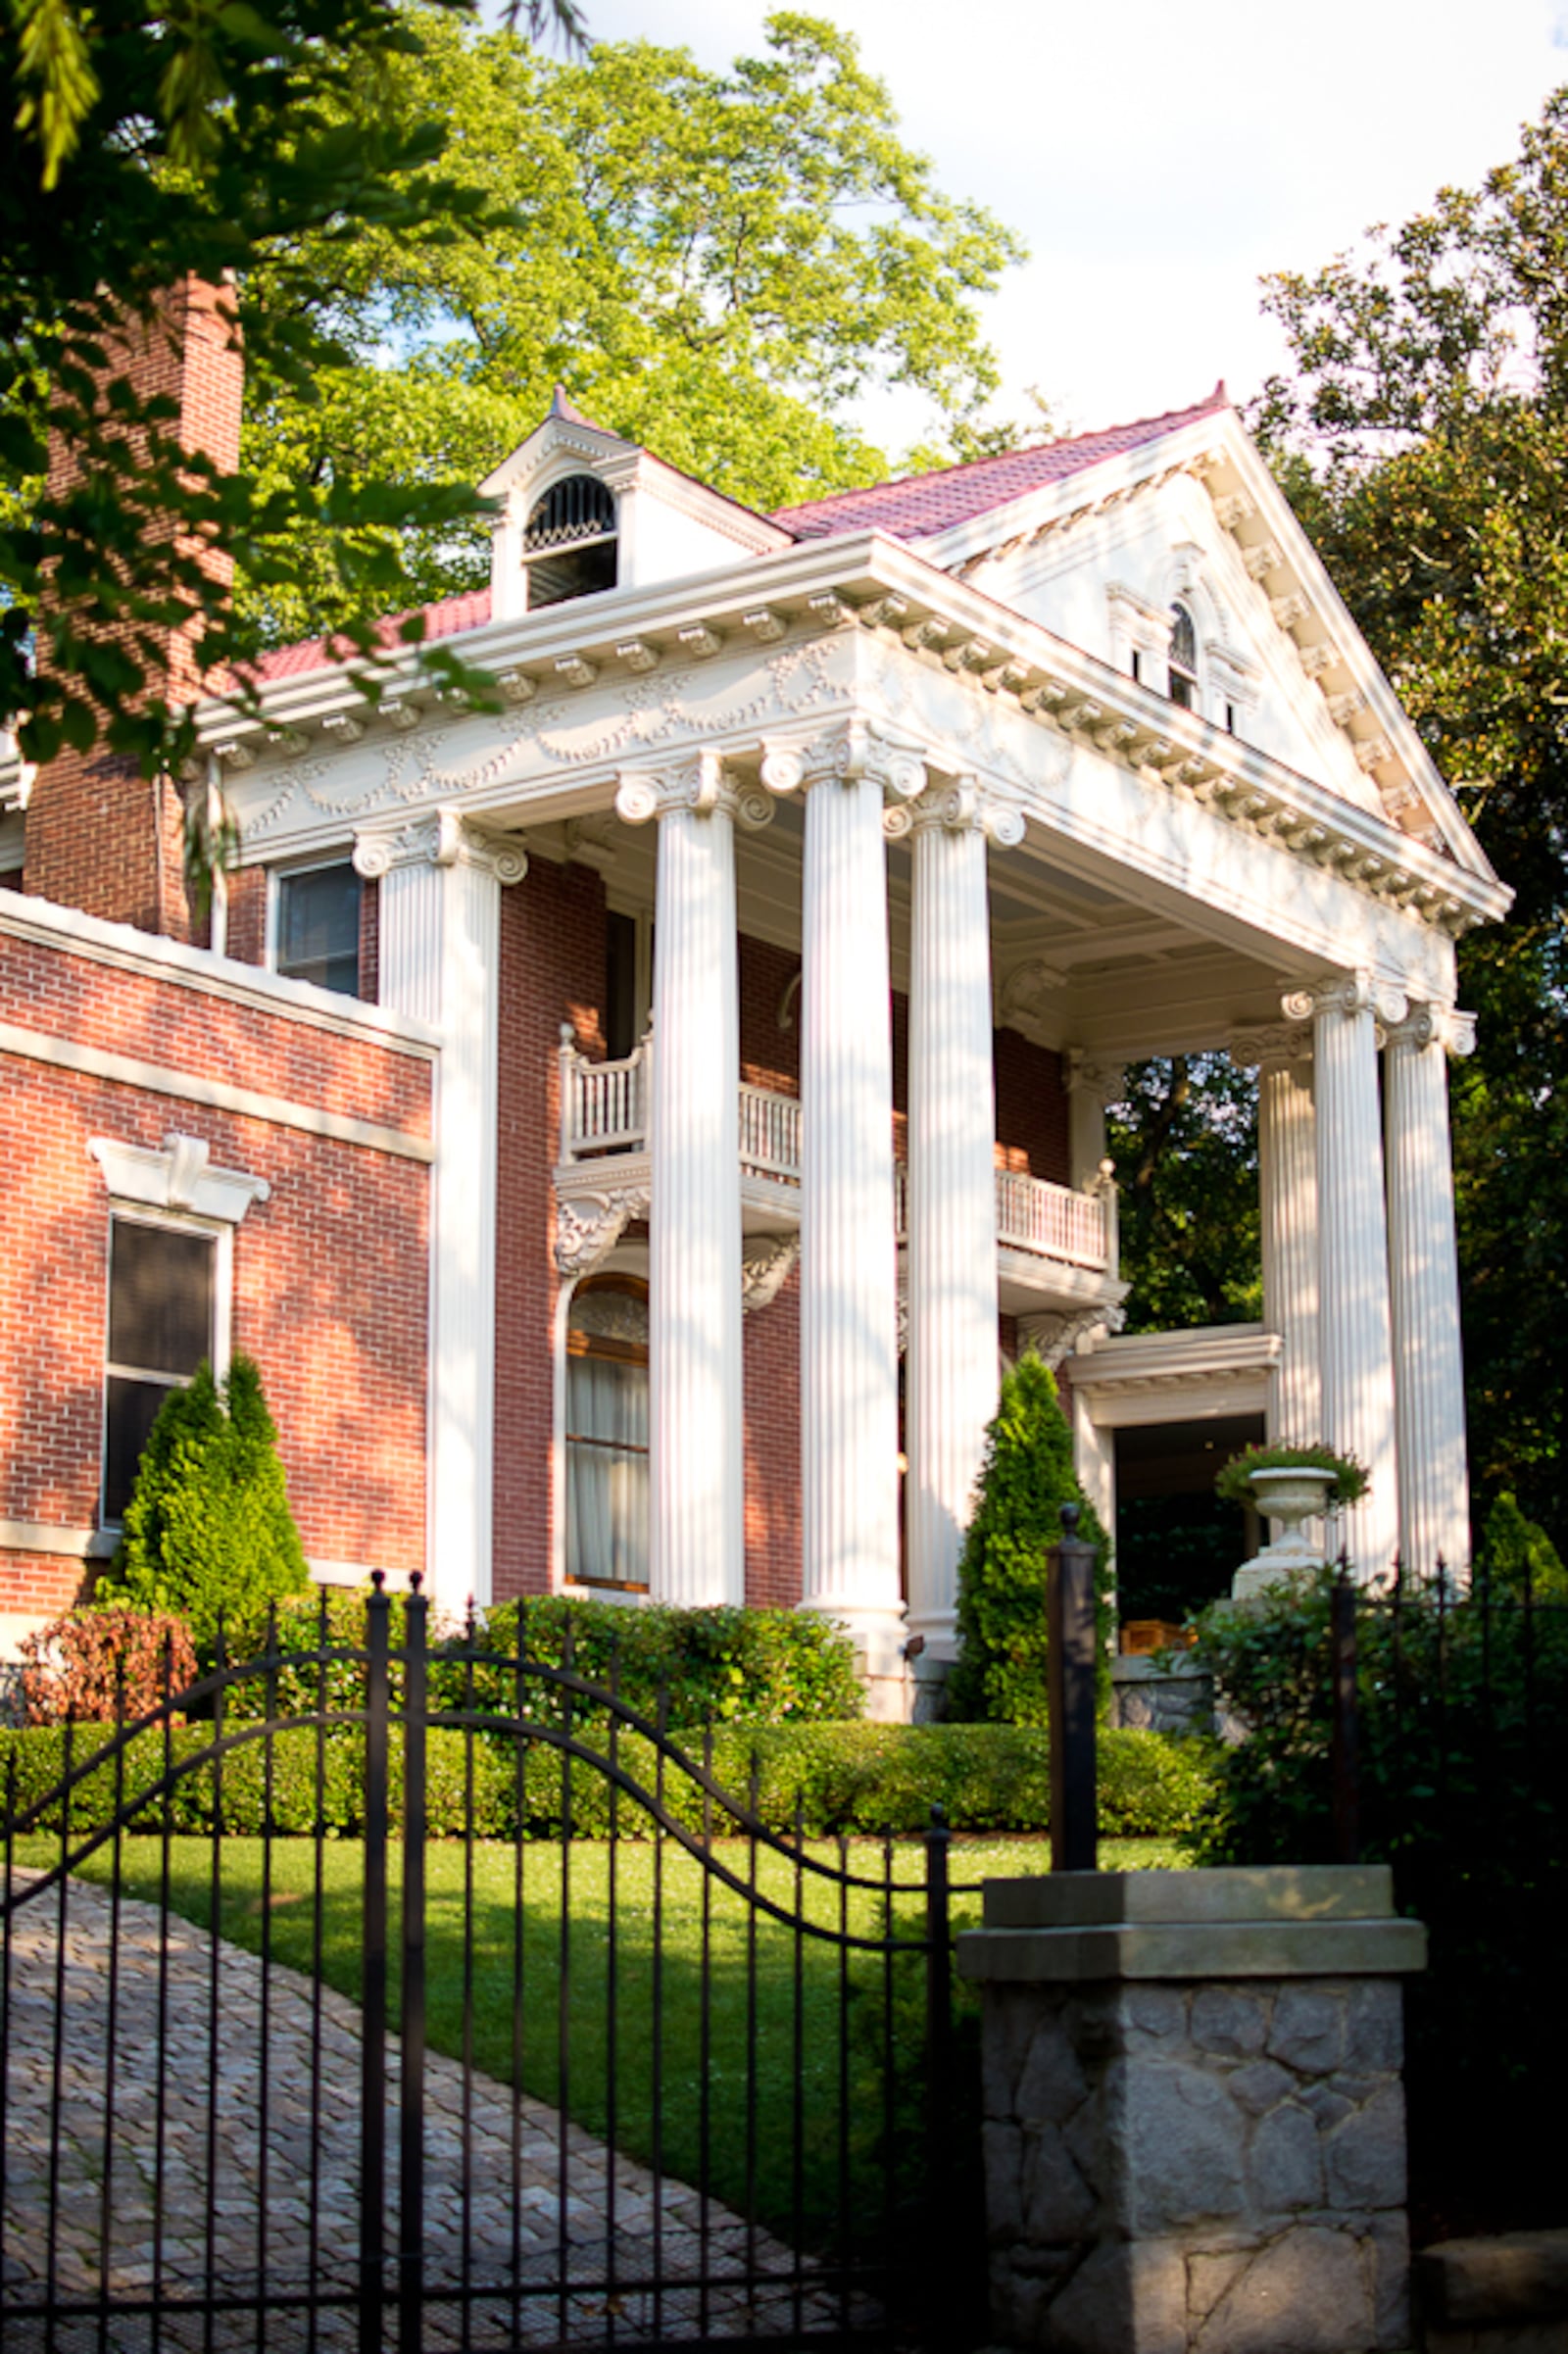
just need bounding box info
[848,402,1493,881]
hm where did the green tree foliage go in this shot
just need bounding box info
[2,0,579,778]
[237,9,1027,640]
[947,1355,1110,1726]
[1250,94,1568,1545]
[99,1354,308,1654]
[1482,1490,1568,1601]
[1105,1054,1261,1335]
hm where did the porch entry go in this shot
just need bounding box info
[0,1582,969,2350]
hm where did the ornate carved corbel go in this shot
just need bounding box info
[1016,1302,1125,1369]
[741,1231,801,1313]
[554,1183,651,1278]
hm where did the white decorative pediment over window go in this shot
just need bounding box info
[88,1134,270,1223]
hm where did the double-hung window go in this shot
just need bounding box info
[564,1278,649,1590]
[102,1214,219,1524]
[274,861,363,997]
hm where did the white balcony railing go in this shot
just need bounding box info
[560,1031,1114,1274]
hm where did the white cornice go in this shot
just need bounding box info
[0,885,440,1056]
[193,532,1506,944]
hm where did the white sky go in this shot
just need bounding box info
[574,0,1568,456]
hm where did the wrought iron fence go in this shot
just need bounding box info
[0,1580,978,2351]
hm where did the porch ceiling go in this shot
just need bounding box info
[574,789,1296,1063]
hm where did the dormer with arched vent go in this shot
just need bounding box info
[482,388,791,622]
[523,473,618,610]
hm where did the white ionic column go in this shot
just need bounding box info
[786,728,918,1705]
[1385,1004,1475,1575]
[1234,1025,1321,1447]
[1285,972,1403,1576]
[905,779,1020,1665]
[616,756,766,1606]
[355,810,527,1614]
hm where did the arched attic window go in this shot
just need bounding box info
[524,473,618,610]
[1167,603,1200,711]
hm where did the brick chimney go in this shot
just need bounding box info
[24,277,244,939]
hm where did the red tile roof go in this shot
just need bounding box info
[771,387,1230,544]
[250,586,493,681]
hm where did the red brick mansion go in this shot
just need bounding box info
[0,308,1507,1712]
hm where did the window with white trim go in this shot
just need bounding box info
[102,1213,219,1523]
[275,860,363,997]
[564,1277,649,1590]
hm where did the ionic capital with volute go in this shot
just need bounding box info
[1281,969,1407,1027]
[894,772,1027,848]
[1230,1018,1314,1072]
[765,719,927,813]
[1065,1050,1127,1107]
[1384,1002,1478,1059]
[353,808,528,884]
[613,751,773,832]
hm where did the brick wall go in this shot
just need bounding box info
[744,1263,801,1605]
[994,1027,1069,1184]
[26,279,245,940]
[492,858,608,1600]
[225,867,267,967]
[0,916,432,1618]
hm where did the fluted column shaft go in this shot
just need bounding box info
[356,811,525,1612]
[799,755,904,1669]
[1258,1054,1321,1447]
[1386,1007,1473,1574]
[906,795,1000,1659]
[1302,976,1400,1574]
[616,760,749,1605]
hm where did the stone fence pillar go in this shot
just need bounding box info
[956,1866,1426,2354]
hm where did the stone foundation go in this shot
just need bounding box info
[958,1867,1426,2354]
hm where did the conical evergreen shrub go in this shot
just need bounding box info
[946,1353,1112,1725]
[100,1353,309,1655]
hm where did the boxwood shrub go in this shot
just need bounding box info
[0,1720,1218,1844]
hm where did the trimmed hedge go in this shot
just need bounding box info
[0,1720,1218,1843]
[216,1590,864,1730]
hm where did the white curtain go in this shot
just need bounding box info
[565,1352,650,1586]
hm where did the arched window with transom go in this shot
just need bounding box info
[1168,603,1200,711]
[564,1275,648,1590]
[524,474,617,610]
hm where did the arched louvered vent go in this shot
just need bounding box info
[522,474,618,609]
[524,475,616,552]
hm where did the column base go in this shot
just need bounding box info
[798,1598,910,1722]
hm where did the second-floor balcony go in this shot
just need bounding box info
[556,1029,1121,1304]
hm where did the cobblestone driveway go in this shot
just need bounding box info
[0,1876,844,2348]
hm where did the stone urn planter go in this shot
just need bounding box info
[1217,1445,1368,1600]
[1233,1463,1338,1597]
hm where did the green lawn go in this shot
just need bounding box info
[17,1832,1188,2246]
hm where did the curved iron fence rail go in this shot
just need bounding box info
[0,1578,972,2352]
